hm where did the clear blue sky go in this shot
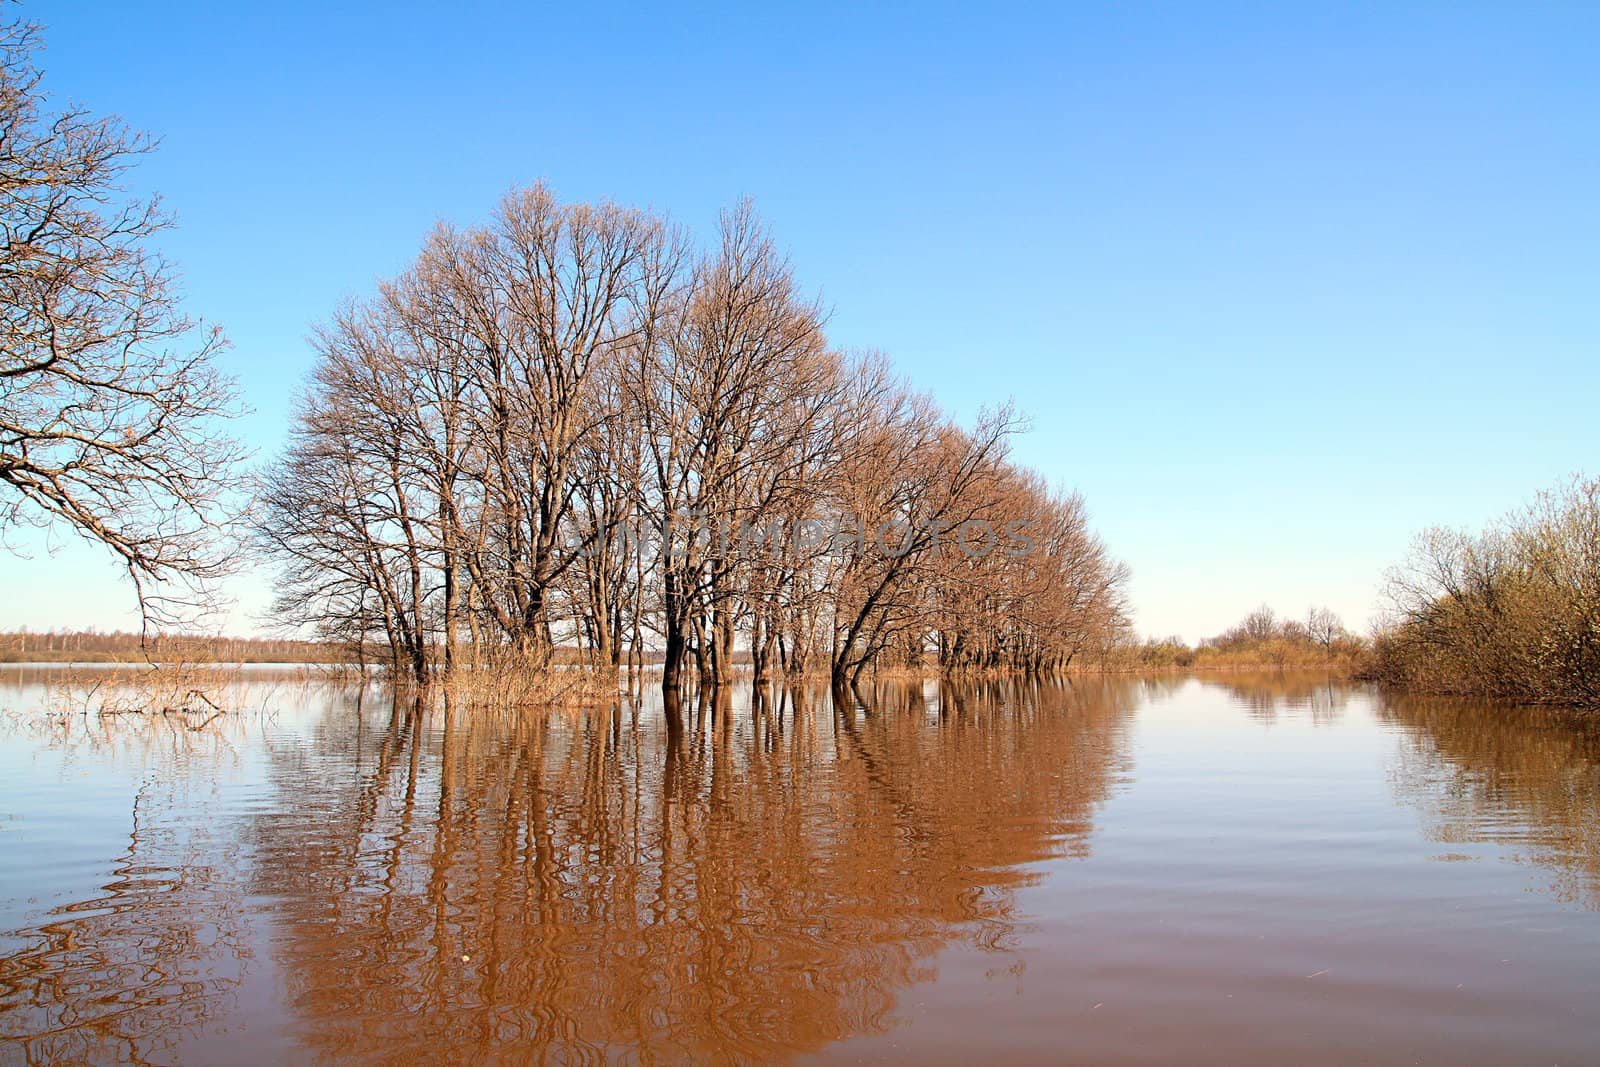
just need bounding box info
[4,1,1596,642]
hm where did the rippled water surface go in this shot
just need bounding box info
[2,669,1598,1065]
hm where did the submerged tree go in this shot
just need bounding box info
[0,14,241,625]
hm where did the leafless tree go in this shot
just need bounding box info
[825,384,1021,687]
[0,14,242,626]
[625,201,829,690]
[1306,606,1344,656]
[253,305,437,678]
[1240,604,1278,641]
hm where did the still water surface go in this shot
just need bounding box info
[1,669,1597,1065]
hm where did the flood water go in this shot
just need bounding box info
[1,669,1598,1065]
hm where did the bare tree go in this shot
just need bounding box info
[254,306,439,679]
[827,385,1021,687]
[1306,606,1344,656]
[442,188,679,665]
[0,15,241,625]
[1240,604,1278,641]
[626,202,828,691]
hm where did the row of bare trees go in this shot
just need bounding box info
[253,185,1130,688]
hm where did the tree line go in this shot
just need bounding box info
[1119,603,1364,671]
[0,629,349,664]
[250,187,1131,688]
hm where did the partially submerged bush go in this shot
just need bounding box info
[47,660,244,721]
[1373,475,1600,707]
[439,653,619,711]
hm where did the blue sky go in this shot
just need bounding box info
[3,1,1596,642]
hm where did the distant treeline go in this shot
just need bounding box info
[1368,474,1599,708]
[0,631,658,666]
[0,630,351,663]
[1116,604,1366,673]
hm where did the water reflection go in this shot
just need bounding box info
[5,673,1600,1063]
[0,704,262,1066]
[248,680,1133,1062]
[0,675,1135,1063]
[1379,694,1600,908]
[1212,671,1355,725]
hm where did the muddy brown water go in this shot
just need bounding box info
[2,668,1597,1064]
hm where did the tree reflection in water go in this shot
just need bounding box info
[1379,694,1600,909]
[0,675,1139,1064]
[0,703,262,1067]
[5,674,1600,1063]
[247,679,1134,1063]
[1211,671,1355,726]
